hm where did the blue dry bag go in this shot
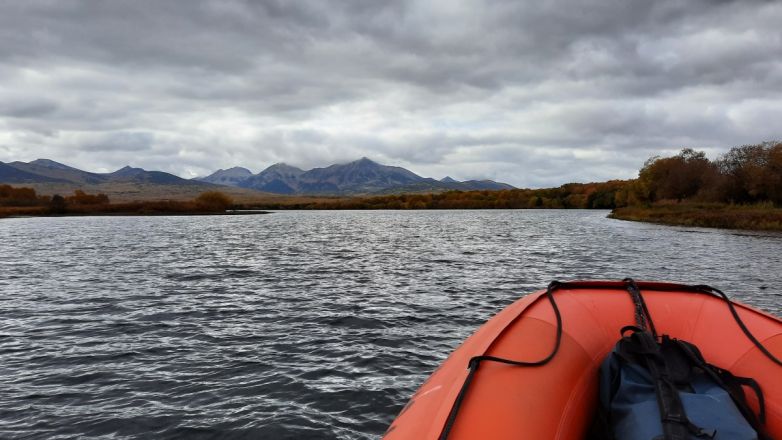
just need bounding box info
[596,327,767,440]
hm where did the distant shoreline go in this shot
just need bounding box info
[0,207,272,219]
[6,205,782,233]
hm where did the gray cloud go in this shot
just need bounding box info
[81,132,155,152]
[0,0,780,187]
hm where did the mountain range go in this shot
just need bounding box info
[1,159,209,187]
[1,157,514,199]
[196,157,514,194]
[0,159,264,202]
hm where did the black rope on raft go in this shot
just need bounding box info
[623,277,658,338]
[438,280,564,440]
[692,284,782,367]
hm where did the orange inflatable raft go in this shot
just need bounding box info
[384,281,782,439]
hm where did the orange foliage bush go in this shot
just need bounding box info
[635,142,782,205]
[195,191,233,211]
[66,190,109,205]
[0,184,44,207]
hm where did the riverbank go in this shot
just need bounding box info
[609,203,782,231]
[0,188,275,219]
[0,204,271,219]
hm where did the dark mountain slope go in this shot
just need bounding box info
[105,166,203,185]
[9,159,109,184]
[0,161,69,183]
[239,163,305,194]
[460,180,515,190]
[295,158,424,194]
[195,167,253,186]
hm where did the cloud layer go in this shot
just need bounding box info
[1,0,780,187]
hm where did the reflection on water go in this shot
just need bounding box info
[1,210,780,439]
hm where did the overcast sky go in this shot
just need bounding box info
[1,0,780,187]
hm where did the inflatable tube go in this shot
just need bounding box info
[384,281,782,439]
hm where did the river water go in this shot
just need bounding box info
[1,210,780,439]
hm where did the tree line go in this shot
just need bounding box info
[0,186,110,208]
[257,141,781,210]
[1,187,234,216]
[627,142,782,205]
[256,180,630,210]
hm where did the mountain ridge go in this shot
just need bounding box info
[205,157,515,194]
[194,166,253,186]
[2,158,515,196]
[0,159,268,202]
[237,163,305,194]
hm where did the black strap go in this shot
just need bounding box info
[624,278,658,338]
[620,277,703,440]
[438,280,564,440]
[692,284,782,368]
[671,339,766,424]
[676,341,772,440]
[623,329,715,440]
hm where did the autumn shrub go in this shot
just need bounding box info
[0,185,44,207]
[66,190,109,205]
[195,191,233,211]
[49,194,67,214]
